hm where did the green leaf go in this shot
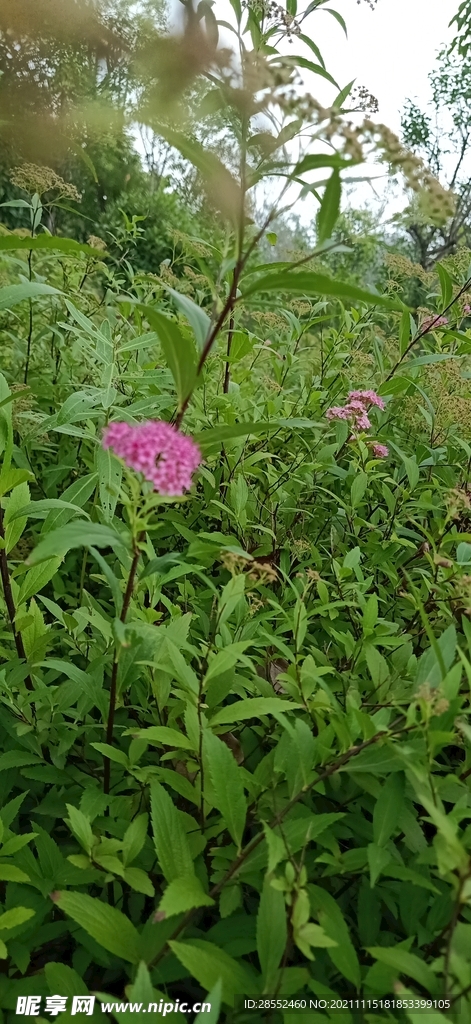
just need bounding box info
[131,727,195,750]
[122,814,148,867]
[373,773,405,847]
[203,642,251,683]
[210,697,303,726]
[140,306,198,408]
[54,891,140,963]
[194,981,222,1024]
[351,471,368,508]
[150,782,194,883]
[282,55,338,88]
[309,885,360,987]
[169,939,255,1006]
[6,498,90,524]
[257,879,287,985]
[96,445,122,523]
[0,751,41,771]
[366,946,438,994]
[399,310,413,356]
[17,556,62,606]
[204,731,247,849]
[0,468,33,497]
[0,865,30,882]
[241,271,403,309]
[65,804,94,854]
[0,235,106,257]
[164,287,211,353]
[0,282,61,309]
[367,843,391,887]
[123,867,155,897]
[158,875,214,917]
[317,169,342,243]
[436,264,453,308]
[0,907,35,931]
[333,79,355,108]
[151,125,243,224]
[91,743,129,767]
[27,521,128,565]
[45,962,88,997]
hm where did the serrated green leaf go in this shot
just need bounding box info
[0,907,35,931]
[122,814,148,867]
[131,727,195,750]
[373,773,405,847]
[367,946,438,994]
[169,939,254,1006]
[204,731,247,848]
[210,697,302,726]
[257,879,287,985]
[150,782,194,883]
[159,875,214,917]
[55,891,140,963]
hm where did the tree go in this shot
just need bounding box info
[400,43,471,267]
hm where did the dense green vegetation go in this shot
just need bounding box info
[1,1,471,1022]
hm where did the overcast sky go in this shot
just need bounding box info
[315,0,454,132]
[168,0,456,221]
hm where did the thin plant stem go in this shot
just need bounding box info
[103,531,144,795]
[0,506,33,691]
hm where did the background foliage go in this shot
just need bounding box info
[1,1,471,1023]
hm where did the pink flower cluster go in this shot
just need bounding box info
[463,305,471,316]
[421,315,448,333]
[326,389,385,432]
[371,442,389,458]
[102,420,201,495]
[326,390,389,457]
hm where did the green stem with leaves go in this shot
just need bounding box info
[103,531,144,795]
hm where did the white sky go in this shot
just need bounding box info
[314,0,453,132]
[167,0,456,222]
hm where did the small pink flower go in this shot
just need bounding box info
[371,443,389,458]
[326,406,350,421]
[326,390,384,434]
[102,420,201,496]
[464,305,471,316]
[348,389,385,410]
[421,314,448,332]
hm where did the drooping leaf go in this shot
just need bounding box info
[0,282,61,309]
[140,306,198,408]
[241,271,404,309]
[0,235,107,257]
[27,521,128,565]
[169,939,255,1006]
[366,946,438,994]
